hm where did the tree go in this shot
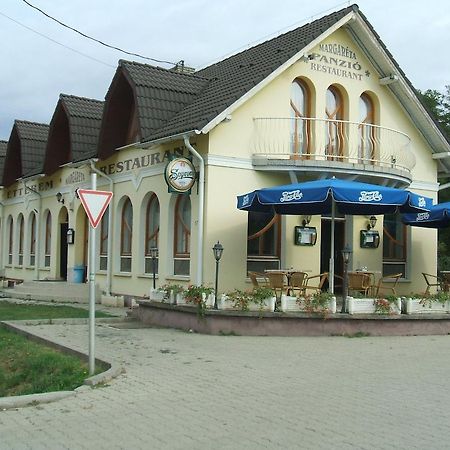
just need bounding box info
[417,86,450,270]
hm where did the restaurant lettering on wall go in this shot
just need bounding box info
[305,42,370,81]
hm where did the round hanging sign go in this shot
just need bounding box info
[164,157,196,193]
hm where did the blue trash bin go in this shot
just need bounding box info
[73,265,85,283]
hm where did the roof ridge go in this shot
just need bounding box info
[119,59,210,82]
[59,93,104,104]
[197,4,356,74]
[15,119,49,128]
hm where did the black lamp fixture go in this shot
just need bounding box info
[212,241,224,309]
[302,215,312,226]
[56,192,64,204]
[149,247,158,290]
[341,244,353,314]
[367,215,377,230]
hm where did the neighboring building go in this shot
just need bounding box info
[1,4,449,298]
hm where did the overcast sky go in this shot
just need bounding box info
[1,0,449,140]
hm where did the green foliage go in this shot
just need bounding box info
[419,290,450,308]
[158,283,185,300]
[0,327,96,397]
[184,285,214,317]
[373,295,398,314]
[0,301,113,320]
[298,291,334,316]
[225,287,274,311]
[418,86,450,137]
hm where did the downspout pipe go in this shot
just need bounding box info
[183,135,204,286]
[23,182,42,281]
[89,160,114,297]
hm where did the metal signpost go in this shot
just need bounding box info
[78,176,113,375]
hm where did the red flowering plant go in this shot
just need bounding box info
[297,291,334,317]
[373,295,398,314]
[184,285,214,317]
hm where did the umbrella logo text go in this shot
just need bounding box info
[280,190,303,202]
[359,190,382,202]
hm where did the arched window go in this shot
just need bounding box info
[7,216,13,265]
[30,212,36,266]
[247,211,281,273]
[359,93,376,162]
[145,194,160,274]
[18,214,24,266]
[45,212,51,267]
[325,86,344,159]
[290,79,310,155]
[174,195,191,276]
[120,198,133,272]
[99,206,109,271]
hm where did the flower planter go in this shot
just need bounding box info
[280,295,336,313]
[150,288,165,301]
[176,292,215,308]
[404,298,450,314]
[218,295,276,312]
[218,295,235,310]
[247,297,276,312]
[347,297,401,315]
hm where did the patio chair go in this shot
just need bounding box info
[422,272,443,295]
[303,272,328,295]
[373,273,402,297]
[348,272,372,297]
[266,271,289,304]
[248,271,269,289]
[287,271,308,297]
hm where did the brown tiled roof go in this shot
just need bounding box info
[15,120,49,178]
[141,4,355,142]
[0,140,7,185]
[59,94,104,162]
[120,60,209,138]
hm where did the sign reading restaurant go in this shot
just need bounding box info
[305,42,367,81]
[98,146,185,176]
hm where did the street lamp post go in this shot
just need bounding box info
[212,241,224,309]
[150,247,158,290]
[341,245,352,313]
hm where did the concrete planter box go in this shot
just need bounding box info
[404,298,450,314]
[219,295,276,312]
[149,288,165,301]
[280,295,336,313]
[347,297,401,315]
[177,292,215,308]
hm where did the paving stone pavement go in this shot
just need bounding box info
[2,320,450,449]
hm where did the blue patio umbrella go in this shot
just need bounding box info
[403,202,450,228]
[237,178,431,293]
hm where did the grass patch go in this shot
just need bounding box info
[0,327,95,397]
[0,301,114,321]
[344,331,371,338]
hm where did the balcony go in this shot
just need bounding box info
[251,118,416,185]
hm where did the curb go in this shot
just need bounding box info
[0,321,125,410]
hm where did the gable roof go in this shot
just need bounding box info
[60,94,104,161]
[15,120,49,178]
[97,61,209,158]
[139,5,355,142]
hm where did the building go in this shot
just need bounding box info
[1,4,449,300]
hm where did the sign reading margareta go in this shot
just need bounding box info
[305,42,369,81]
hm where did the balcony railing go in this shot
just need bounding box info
[252,118,415,173]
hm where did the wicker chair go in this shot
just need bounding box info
[303,273,329,295]
[248,271,269,289]
[348,272,372,297]
[266,271,289,303]
[288,271,308,297]
[373,273,402,297]
[422,272,443,295]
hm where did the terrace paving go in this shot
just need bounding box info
[2,314,450,449]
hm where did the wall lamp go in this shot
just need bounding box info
[302,215,312,226]
[367,215,377,230]
[56,192,64,204]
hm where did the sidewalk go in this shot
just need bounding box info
[2,318,450,449]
